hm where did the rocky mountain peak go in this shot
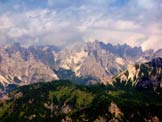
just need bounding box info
[0,44,59,91]
[154,49,162,58]
[0,41,161,91]
[147,57,162,67]
[86,41,144,60]
[113,57,162,89]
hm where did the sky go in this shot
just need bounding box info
[0,0,162,50]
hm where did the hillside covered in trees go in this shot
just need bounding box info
[0,80,162,122]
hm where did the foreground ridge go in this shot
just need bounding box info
[0,80,162,122]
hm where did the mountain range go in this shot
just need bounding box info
[0,41,161,92]
[0,41,162,122]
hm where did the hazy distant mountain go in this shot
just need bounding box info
[55,41,153,84]
[0,41,161,91]
[0,43,59,91]
[154,49,162,58]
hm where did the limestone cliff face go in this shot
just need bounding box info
[0,43,58,90]
[56,41,146,84]
[0,41,161,90]
[113,58,162,89]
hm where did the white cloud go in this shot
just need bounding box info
[142,36,162,51]
[82,28,146,46]
[0,0,162,50]
[0,15,14,29]
[139,22,162,50]
[0,8,82,46]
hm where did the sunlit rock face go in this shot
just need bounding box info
[0,43,59,90]
[0,41,161,90]
[56,41,154,84]
[113,57,162,89]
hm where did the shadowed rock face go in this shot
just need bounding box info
[57,41,157,84]
[0,41,161,90]
[154,49,162,58]
[57,41,147,84]
[96,41,144,59]
[147,57,162,67]
[113,58,162,89]
[0,43,59,90]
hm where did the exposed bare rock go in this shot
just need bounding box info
[113,58,162,89]
[154,49,162,58]
[55,41,145,84]
[61,104,72,114]
[0,41,162,90]
[0,43,58,90]
[109,102,123,117]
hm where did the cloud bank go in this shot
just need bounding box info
[0,0,162,50]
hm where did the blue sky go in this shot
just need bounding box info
[0,0,162,50]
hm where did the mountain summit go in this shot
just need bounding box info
[0,41,161,91]
[113,57,162,90]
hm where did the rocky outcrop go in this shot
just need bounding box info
[56,41,147,84]
[0,41,162,90]
[109,102,123,117]
[113,58,162,89]
[0,43,58,90]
